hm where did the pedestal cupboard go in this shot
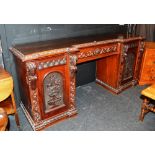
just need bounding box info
[10,34,144,130]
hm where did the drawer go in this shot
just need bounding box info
[144,57,155,66]
[77,44,118,63]
[145,50,155,57]
[141,67,155,81]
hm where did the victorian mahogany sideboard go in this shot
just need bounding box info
[139,42,155,85]
[10,34,144,130]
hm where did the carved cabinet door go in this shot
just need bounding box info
[120,42,138,85]
[36,55,71,119]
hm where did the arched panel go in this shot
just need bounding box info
[122,51,135,81]
[43,72,64,113]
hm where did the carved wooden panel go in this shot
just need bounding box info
[120,44,137,85]
[121,52,135,81]
[43,72,65,113]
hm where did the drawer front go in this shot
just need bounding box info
[145,50,155,57]
[139,49,155,85]
[77,44,118,63]
[144,56,155,66]
[141,67,155,81]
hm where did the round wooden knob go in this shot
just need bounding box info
[0,108,8,131]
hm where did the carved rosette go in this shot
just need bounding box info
[26,62,41,123]
[69,55,78,105]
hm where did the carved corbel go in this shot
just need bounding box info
[26,62,37,90]
[70,55,78,78]
[69,55,78,105]
[26,61,41,122]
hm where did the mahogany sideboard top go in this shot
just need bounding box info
[10,34,145,130]
[10,34,144,62]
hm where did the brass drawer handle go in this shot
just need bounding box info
[150,76,155,80]
[151,68,155,73]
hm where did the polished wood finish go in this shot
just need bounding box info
[139,84,155,121]
[0,108,8,131]
[141,84,155,100]
[96,41,144,93]
[10,34,144,130]
[0,66,20,128]
[139,42,155,85]
[0,66,13,101]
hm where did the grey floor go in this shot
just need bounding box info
[9,82,155,131]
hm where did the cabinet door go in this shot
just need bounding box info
[120,43,138,85]
[36,55,71,119]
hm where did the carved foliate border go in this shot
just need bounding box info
[20,102,77,131]
[10,47,78,62]
[78,46,117,59]
[26,61,41,123]
[118,44,128,86]
[118,42,140,86]
[69,55,77,105]
[38,57,67,70]
[96,78,137,94]
[134,41,145,80]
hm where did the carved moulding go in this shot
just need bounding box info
[38,57,67,70]
[20,102,77,131]
[26,61,41,122]
[96,78,137,94]
[134,41,145,79]
[78,45,117,59]
[70,81,75,104]
[10,47,77,62]
[118,45,128,86]
[69,55,78,105]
